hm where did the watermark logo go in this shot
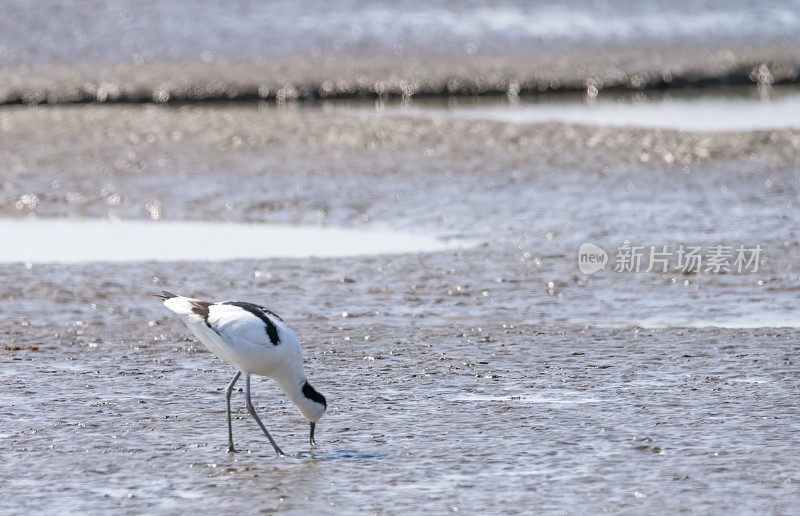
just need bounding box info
[578,242,762,274]
[578,243,608,274]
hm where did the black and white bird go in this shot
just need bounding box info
[158,291,327,456]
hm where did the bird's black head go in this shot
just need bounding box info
[302,381,327,410]
[301,381,327,446]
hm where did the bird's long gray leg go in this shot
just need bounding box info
[225,371,242,453]
[245,375,285,456]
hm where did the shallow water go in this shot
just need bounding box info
[4,0,798,65]
[1,97,800,512]
[0,218,460,263]
[341,86,800,131]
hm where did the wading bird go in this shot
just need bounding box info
[158,291,327,455]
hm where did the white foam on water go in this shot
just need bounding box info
[362,92,800,131]
[0,218,462,263]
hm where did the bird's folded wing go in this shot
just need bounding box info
[206,303,279,347]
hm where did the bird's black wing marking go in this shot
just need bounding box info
[190,301,213,328]
[256,305,283,322]
[221,301,282,345]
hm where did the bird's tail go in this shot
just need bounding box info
[154,291,180,301]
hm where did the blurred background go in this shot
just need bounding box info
[2,1,799,513]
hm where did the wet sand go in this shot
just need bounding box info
[4,0,800,511]
[4,316,800,513]
[1,100,800,512]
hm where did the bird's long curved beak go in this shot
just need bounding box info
[309,422,317,446]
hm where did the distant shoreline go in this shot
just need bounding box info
[2,58,797,106]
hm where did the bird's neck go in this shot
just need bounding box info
[273,368,325,422]
[273,369,311,416]
[273,367,305,398]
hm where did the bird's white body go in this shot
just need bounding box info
[161,292,327,454]
[166,298,300,376]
